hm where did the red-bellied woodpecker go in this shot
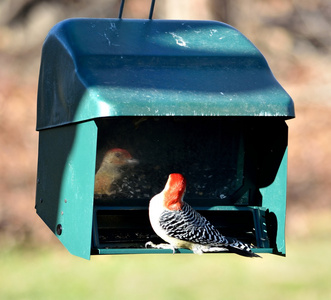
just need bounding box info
[146,173,260,257]
[94,148,138,196]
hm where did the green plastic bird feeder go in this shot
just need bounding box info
[36,4,294,259]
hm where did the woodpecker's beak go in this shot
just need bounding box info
[127,158,139,165]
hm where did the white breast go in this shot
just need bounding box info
[148,193,197,249]
[148,193,167,239]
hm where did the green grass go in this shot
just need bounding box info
[1,218,331,300]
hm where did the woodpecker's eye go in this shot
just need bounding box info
[114,152,122,158]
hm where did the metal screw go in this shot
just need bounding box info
[56,224,62,235]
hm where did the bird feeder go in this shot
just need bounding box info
[35,4,294,259]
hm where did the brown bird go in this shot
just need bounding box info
[94,148,138,196]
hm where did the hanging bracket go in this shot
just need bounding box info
[118,0,156,19]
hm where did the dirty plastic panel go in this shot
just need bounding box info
[37,18,294,130]
[94,117,247,205]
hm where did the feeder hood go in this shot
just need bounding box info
[37,18,294,130]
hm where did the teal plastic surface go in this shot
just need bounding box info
[37,18,294,130]
[36,121,97,259]
[35,18,293,259]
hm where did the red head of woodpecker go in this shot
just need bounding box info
[147,173,260,257]
[163,173,186,211]
[94,148,138,196]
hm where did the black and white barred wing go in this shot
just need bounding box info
[159,202,227,245]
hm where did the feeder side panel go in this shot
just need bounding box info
[36,121,97,259]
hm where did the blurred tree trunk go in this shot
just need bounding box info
[209,0,232,23]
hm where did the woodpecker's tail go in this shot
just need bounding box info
[225,237,261,258]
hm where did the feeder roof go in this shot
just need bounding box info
[37,18,294,130]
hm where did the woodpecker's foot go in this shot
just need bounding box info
[145,241,176,254]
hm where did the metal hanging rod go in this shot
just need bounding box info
[118,0,156,19]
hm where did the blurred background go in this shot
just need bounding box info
[0,0,331,299]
